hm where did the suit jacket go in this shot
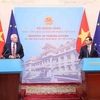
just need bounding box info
[78,45,98,59]
[2,42,24,58]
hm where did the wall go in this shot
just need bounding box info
[0,0,100,39]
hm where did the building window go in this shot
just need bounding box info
[48,59,50,62]
[56,58,58,62]
[61,57,64,61]
[66,47,70,51]
[67,55,70,59]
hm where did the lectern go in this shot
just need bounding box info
[0,59,22,100]
[79,58,100,100]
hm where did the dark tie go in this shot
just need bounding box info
[12,44,15,56]
[87,46,90,55]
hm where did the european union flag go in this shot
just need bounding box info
[93,12,100,56]
[6,10,20,43]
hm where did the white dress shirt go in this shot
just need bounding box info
[11,42,16,55]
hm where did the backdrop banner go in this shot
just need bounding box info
[14,7,83,83]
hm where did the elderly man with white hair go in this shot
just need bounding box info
[2,34,24,59]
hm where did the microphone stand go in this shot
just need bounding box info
[94,48,100,55]
[2,48,8,58]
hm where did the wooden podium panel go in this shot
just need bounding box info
[79,58,100,100]
[82,72,100,100]
[0,74,20,100]
[0,59,22,100]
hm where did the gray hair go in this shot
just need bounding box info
[10,34,17,39]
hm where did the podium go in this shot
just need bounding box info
[0,59,22,100]
[79,58,100,100]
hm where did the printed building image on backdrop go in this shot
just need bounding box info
[25,39,79,83]
[14,7,85,83]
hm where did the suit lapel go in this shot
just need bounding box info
[90,46,93,56]
[85,46,88,57]
[16,43,18,54]
[9,43,12,54]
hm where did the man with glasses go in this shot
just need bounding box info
[78,36,98,61]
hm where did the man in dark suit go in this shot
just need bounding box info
[2,34,24,58]
[78,36,98,61]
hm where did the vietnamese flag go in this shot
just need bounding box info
[76,10,91,53]
[0,20,5,57]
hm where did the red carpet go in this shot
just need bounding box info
[21,83,80,100]
[24,94,80,100]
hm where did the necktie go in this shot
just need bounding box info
[12,44,15,56]
[88,46,90,55]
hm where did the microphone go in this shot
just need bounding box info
[0,48,9,59]
[94,43,100,55]
[2,48,9,57]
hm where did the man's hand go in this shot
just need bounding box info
[16,54,20,58]
[9,55,15,59]
[0,56,5,59]
[9,54,20,59]
[77,59,81,62]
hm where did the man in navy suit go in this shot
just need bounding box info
[2,34,24,58]
[78,36,98,61]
